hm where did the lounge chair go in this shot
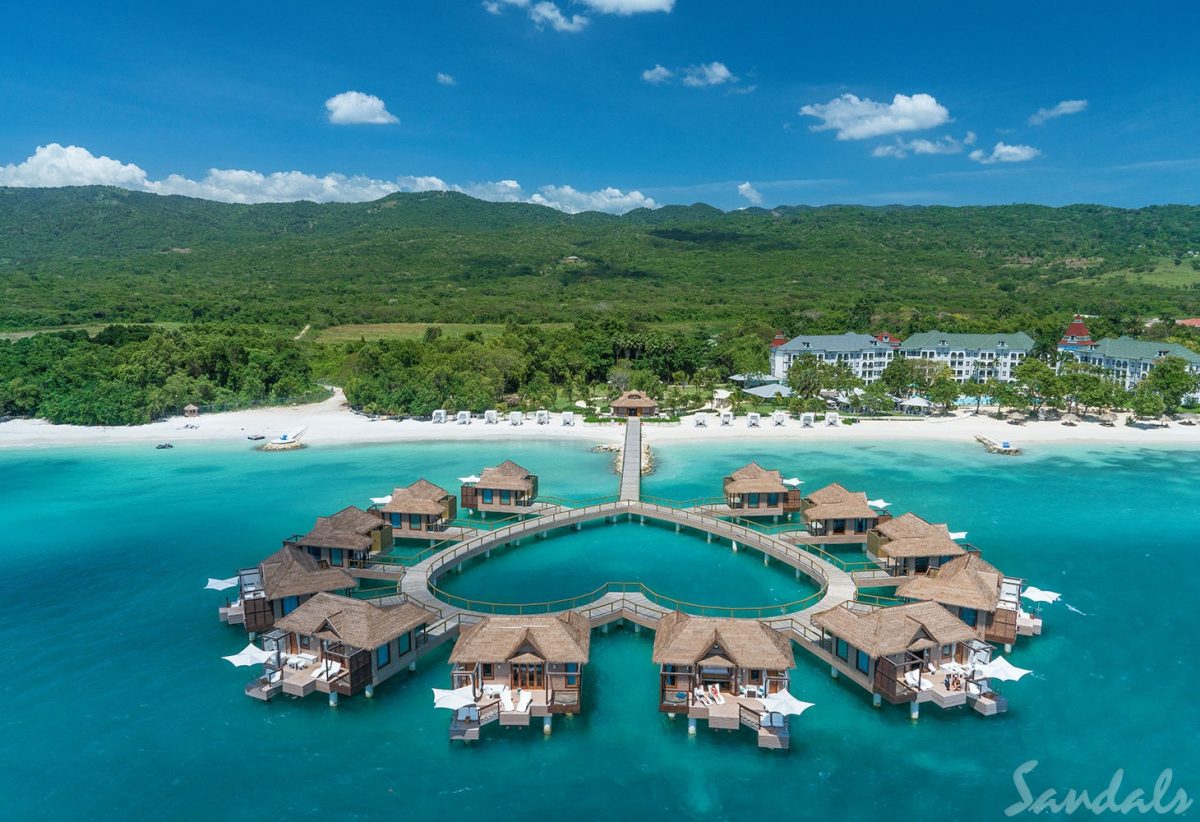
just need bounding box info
[709,684,726,705]
[693,686,712,707]
[517,690,533,713]
[500,688,515,711]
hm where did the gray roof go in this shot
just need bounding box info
[776,333,884,355]
[1080,336,1200,365]
[742,383,793,399]
[900,331,1035,353]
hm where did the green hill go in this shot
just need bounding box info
[2,186,1199,331]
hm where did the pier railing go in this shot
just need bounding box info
[427,578,828,618]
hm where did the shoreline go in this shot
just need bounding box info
[3,388,1200,451]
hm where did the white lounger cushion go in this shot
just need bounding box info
[517,690,533,712]
[500,689,515,711]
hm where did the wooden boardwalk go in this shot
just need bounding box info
[618,418,642,501]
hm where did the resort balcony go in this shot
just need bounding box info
[666,689,792,749]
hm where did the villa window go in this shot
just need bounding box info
[566,663,579,687]
[299,635,311,651]
[482,489,494,504]
[767,493,779,506]
[748,493,760,507]
[500,490,511,505]
[941,644,953,657]
[748,669,762,684]
[961,607,979,627]
[390,513,401,527]
[330,548,343,567]
[398,632,412,655]
[281,595,299,616]
[836,638,849,660]
[409,513,422,530]
[856,650,870,675]
[482,663,494,679]
[376,643,391,669]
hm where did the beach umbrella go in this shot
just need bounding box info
[432,686,477,711]
[782,477,803,487]
[867,499,891,509]
[1021,586,1061,604]
[457,475,481,484]
[222,643,275,667]
[976,656,1032,682]
[759,691,815,717]
[370,494,393,505]
[205,577,238,591]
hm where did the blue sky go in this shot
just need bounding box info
[1,0,1197,212]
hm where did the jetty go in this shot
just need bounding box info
[975,434,1021,455]
[220,403,1044,734]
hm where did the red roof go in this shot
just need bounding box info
[770,331,788,348]
[1176,318,1200,328]
[874,332,903,348]
[1058,314,1094,347]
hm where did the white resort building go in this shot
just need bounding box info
[898,332,1034,383]
[1056,315,1200,402]
[770,333,898,383]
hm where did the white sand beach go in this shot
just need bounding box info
[2,387,1199,450]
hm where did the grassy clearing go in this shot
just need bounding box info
[0,322,184,341]
[1064,258,1200,289]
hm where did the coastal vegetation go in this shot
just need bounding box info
[3,187,1200,424]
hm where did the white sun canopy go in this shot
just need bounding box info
[949,531,968,540]
[457,475,482,484]
[976,656,1032,682]
[759,690,815,717]
[370,495,393,505]
[1020,586,1062,604]
[867,499,891,508]
[222,643,275,667]
[781,477,803,487]
[205,577,238,591]
[432,685,477,711]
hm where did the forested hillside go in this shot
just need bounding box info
[3,186,1200,332]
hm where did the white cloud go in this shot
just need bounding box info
[872,131,976,159]
[529,2,589,31]
[641,64,673,84]
[530,184,656,213]
[736,181,762,205]
[580,0,674,12]
[968,142,1041,164]
[1029,98,1088,125]
[0,143,655,214]
[324,91,398,125]
[800,92,950,140]
[682,61,735,88]
[436,72,456,86]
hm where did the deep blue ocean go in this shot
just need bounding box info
[1,436,1196,819]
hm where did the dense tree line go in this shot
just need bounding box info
[0,325,320,425]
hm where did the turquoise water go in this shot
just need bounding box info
[1,437,1198,819]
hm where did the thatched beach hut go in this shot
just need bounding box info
[232,545,356,634]
[866,512,966,576]
[721,462,801,517]
[460,460,539,513]
[800,482,883,538]
[380,479,457,535]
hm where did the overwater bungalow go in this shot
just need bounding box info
[287,505,393,570]
[222,545,356,634]
[447,613,591,739]
[610,390,658,418]
[652,612,797,749]
[894,553,1031,647]
[800,482,885,539]
[460,460,539,514]
[379,479,457,535]
[247,592,434,703]
[811,601,1005,716]
[721,462,801,518]
[866,512,966,576]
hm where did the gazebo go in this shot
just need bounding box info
[183,403,200,418]
[610,391,658,418]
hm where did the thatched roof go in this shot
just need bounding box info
[275,592,432,650]
[723,462,787,495]
[651,612,795,670]
[871,512,965,558]
[294,505,385,551]
[183,403,199,411]
[450,612,591,664]
[259,545,356,600]
[802,482,875,521]
[382,479,450,515]
[1061,412,1080,425]
[811,601,977,657]
[611,390,658,410]
[895,553,1003,611]
[1007,410,1026,422]
[475,460,535,492]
